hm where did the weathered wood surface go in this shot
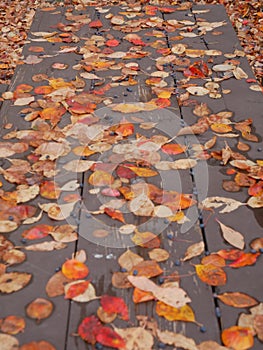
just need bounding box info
[0,3,262,350]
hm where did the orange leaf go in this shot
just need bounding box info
[127,166,158,177]
[26,298,53,321]
[156,301,195,322]
[115,121,134,137]
[131,231,161,248]
[62,259,89,280]
[234,173,256,187]
[20,341,56,350]
[153,97,171,108]
[73,146,96,157]
[228,252,260,268]
[217,292,258,308]
[40,181,61,199]
[248,181,263,197]
[222,326,254,350]
[40,106,66,126]
[161,143,187,155]
[201,254,226,267]
[217,249,244,261]
[65,280,90,299]
[210,123,233,133]
[106,39,120,47]
[0,315,25,335]
[88,170,114,186]
[89,19,103,28]
[34,85,53,94]
[104,208,125,223]
[130,260,163,278]
[195,264,227,286]
[133,287,155,303]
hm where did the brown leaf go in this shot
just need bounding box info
[26,298,53,321]
[198,340,231,350]
[45,271,71,297]
[148,248,170,262]
[217,292,258,308]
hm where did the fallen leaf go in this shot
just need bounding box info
[64,281,97,302]
[0,272,31,293]
[101,295,129,320]
[0,334,19,350]
[156,302,196,322]
[118,250,144,271]
[19,341,56,350]
[195,264,227,286]
[0,315,25,335]
[216,220,245,249]
[46,271,70,297]
[157,329,198,350]
[217,292,258,308]
[24,241,66,252]
[221,326,254,350]
[228,252,260,268]
[198,340,232,350]
[62,259,89,280]
[181,242,205,262]
[115,327,154,350]
[128,276,191,308]
[148,248,169,262]
[202,196,245,213]
[26,298,53,321]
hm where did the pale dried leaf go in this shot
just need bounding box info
[202,196,245,213]
[118,250,144,271]
[0,334,19,350]
[157,330,198,350]
[216,220,245,249]
[115,327,154,350]
[24,241,67,251]
[182,241,205,261]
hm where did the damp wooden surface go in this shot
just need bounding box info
[0,3,262,350]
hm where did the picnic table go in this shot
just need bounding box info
[0,2,262,349]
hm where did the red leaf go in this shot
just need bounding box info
[116,164,137,179]
[228,252,260,268]
[101,295,129,320]
[22,224,52,240]
[65,280,90,299]
[78,315,103,344]
[89,20,103,28]
[96,327,126,349]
